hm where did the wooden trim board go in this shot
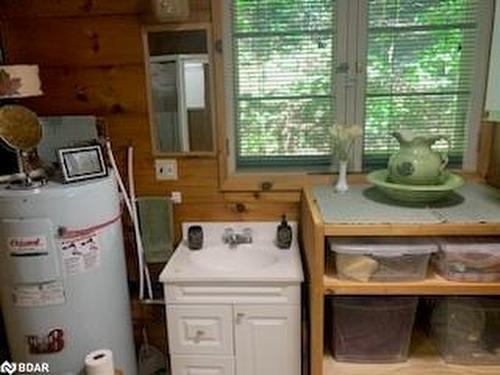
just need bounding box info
[324,274,500,295]
[323,222,500,237]
[141,22,218,157]
[300,189,326,375]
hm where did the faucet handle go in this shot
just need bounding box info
[222,227,234,243]
[242,227,252,242]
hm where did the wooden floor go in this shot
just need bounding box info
[324,332,500,375]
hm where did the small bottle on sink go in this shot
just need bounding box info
[276,215,292,249]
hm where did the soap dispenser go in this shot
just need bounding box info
[187,225,203,250]
[276,215,292,249]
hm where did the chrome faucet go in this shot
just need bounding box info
[222,227,252,248]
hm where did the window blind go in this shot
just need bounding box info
[230,0,336,168]
[363,0,482,169]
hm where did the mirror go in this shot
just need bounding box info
[143,26,215,154]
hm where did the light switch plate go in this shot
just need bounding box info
[155,159,178,180]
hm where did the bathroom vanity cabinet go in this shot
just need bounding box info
[301,184,500,375]
[164,283,301,375]
[160,222,304,375]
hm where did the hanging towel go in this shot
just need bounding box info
[136,196,174,264]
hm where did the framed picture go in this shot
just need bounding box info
[58,145,107,183]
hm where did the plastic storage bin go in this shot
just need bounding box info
[434,237,500,282]
[329,238,437,282]
[332,296,418,363]
[431,297,500,365]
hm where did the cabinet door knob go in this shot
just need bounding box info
[236,312,245,324]
[193,330,204,343]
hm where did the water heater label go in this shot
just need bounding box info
[58,233,101,276]
[7,236,47,254]
[12,281,65,308]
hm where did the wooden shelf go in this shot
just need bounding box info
[300,186,500,375]
[324,331,500,375]
[323,274,500,295]
[323,222,500,237]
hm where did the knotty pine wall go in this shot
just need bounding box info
[0,0,299,353]
[0,0,299,228]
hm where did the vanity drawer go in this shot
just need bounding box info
[170,355,235,375]
[165,283,301,305]
[167,305,233,355]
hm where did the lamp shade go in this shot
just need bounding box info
[0,65,43,98]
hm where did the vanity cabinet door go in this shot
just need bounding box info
[171,355,234,375]
[234,305,301,375]
[167,305,233,355]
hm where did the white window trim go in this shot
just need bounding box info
[462,0,495,170]
[222,0,237,174]
[222,0,494,174]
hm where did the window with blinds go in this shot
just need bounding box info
[229,0,336,168]
[363,0,483,169]
[223,0,491,172]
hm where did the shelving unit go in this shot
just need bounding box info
[300,185,500,375]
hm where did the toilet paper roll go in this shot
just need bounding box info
[85,349,114,375]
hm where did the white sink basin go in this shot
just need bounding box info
[189,245,279,271]
[159,222,304,283]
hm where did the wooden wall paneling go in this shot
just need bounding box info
[134,158,221,194]
[106,114,152,147]
[184,0,212,22]
[22,65,148,116]
[176,201,300,222]
[224,192,302,203]
[0,0,210,21]
[1,16,143,66]
[0,0,146,19]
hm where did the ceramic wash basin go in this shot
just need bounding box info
[367,169,465,204]
[159,222,304,283]
[189,245,279,271]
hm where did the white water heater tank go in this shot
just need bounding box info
[0,174,137,375]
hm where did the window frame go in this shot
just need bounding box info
[213,0,494,191]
